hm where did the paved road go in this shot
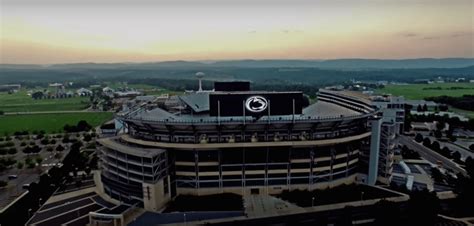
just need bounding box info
[399,136,467,176]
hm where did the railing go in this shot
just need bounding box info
[118,111,375,126]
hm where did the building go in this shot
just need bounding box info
[95,82,387,211]
[77,87,93,96]
[371,94,405,134]
[319,88,402,185]
[0,84,21,92]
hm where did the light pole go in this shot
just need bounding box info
[360,191,364,201]
[39,198,42,208]
[311,196,315,207]
[183,213,187,226]
[27,208,32,219]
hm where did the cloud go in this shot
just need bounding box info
[450,31,473,38]
[422,36,440,40]
[399,32,418,38]
[421,31,472,40]
[281,29,303,34]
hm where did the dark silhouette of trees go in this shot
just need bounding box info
[422,104,428,112]
[63,120,92,133]
[401,145,421,159]
[431,167,444,183]
[407,189,440,225]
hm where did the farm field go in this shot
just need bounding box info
[105,82,182,96]
[376,83,474,100]
[0,112,113,135]
[0,90,90,112]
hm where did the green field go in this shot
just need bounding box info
[0,90,90,112]
[0,112,113,135]
[377,83,474,100]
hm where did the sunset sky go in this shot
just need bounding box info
[1,0,473,64]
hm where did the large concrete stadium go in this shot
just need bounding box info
[95,81,396,211]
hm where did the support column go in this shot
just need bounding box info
[368,116,382,185]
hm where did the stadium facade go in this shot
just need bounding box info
[94,82,399,211]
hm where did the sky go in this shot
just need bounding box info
[1,0,473,64]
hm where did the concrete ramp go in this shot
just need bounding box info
[244,194,305,218]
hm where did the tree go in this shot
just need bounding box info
[77,120,92,132]
[22,146,32,154]
[0,180,7,188]
[465,156,474,177]
[431,167,444,183]
[452,151,461,163]
[83,134,92,142]
[35,156,43,165]
[434,130,442,138]
[55,145,65,152]
[431,141,440,151]
[422,104,428,112]
[470,144,474,151]
[415,133,423,143]
[17,161,23,169]
[436,121,445,131]
[417,105,422,112]
[423,137,431,147]
[373,200,401,226]
[8,147,17,155]
[85,166,92,175]
[40,138,49,145]
[407,189,440,225]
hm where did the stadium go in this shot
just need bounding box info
[95,81,384,211]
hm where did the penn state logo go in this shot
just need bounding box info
[245,96,268,113]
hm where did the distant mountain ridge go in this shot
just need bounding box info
[1,58,473,70]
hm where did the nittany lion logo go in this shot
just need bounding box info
[245,96,268,113]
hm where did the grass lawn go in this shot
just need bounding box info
[0,112,113,135]
[0,90,90,112]
[376,83,474,100]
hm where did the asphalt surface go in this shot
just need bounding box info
[399,136,467,176]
